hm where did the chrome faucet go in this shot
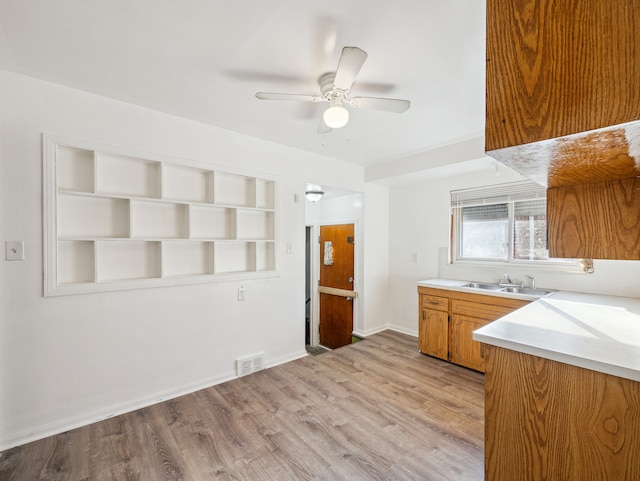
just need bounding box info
[526,275,535,289]
[499,274,523,287]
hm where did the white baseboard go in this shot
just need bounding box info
[1,349,309,452]
[267,349,309,368]
[386,324,418,338]
[354,323,418,339]
[0,370,238,451]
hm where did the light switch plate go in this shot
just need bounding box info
[6,241,25,261]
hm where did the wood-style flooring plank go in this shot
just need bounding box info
[0,330,484,481]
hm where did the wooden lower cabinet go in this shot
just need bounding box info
[449,314,486,371]
[419,308,448,360]
[483,345,640,481]
[418,286,529,372]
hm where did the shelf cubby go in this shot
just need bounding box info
[256,242,276,272]
[236,209,275,240]
[57,193,130,238]
[57,240,95,285]
[256,179,275,210]
[163,164,214,203]
[131,200,189,239]
[97,241,161,281]
[214,242,257,274]
[56,146,95,193]
[214,172,256,207]
[96,152,161,198]
[190,205,236,239]
[162,241,214,277]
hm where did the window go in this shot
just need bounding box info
[451,181,572,265]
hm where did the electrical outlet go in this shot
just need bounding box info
[238,285,246,301]
[411,252,418,263]
[6,241,25,261]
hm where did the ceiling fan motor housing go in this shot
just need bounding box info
[319,72,342,100]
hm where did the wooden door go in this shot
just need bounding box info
[318,224,355,349]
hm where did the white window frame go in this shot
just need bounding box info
[450,181,579,271]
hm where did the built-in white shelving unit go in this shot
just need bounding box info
[43,136,278,296]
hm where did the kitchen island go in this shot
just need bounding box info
[473,291,640,481]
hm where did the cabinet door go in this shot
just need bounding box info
[547,179,640,260]
[449,314,488,372]
[486,0,640,151]
[419,308,448,360]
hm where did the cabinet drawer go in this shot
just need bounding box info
[421,294,448,311]
[451,299,520,321]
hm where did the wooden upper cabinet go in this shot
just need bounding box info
[486,0,640,260]
[485,0,640,152]
[547,178,640,259]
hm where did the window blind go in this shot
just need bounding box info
[514,199,546,217]
[451,181,546,208]
[462,203,508,221]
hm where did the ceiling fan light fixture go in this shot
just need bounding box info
[305,190,325,202]
[255,46,410,133]
[323,104,349,129]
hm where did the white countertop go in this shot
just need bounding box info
[419,278,640,382]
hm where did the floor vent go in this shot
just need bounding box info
[237,352,266,377]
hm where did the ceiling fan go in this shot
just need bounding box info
[255,46,411,133]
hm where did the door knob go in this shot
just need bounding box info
[348,277,354,283]
[346,297,353,301]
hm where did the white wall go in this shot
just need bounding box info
[0,70,390,449]
[387,162,640,335]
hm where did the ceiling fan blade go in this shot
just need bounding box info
[317,116,333,134]
[333,47,368,91]
[349,96,411,113]
[255,92,322,102]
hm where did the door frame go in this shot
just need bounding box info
[307,220,359,348]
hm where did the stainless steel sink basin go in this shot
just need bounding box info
[502,286,556,296]
[463,282,557,298]
[463,282,504,291]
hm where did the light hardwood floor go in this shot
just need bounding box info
[0,330,485,480]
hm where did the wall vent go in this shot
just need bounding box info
[252,354,265,372]
[236,352,266,377]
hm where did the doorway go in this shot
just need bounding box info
[318,223,356,349]
[304,188,363,352]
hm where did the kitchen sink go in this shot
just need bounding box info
[502,286,556,296]
[462,282,557,298]
[463,282,504,291]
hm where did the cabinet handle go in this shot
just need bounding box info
[427,300,441,306]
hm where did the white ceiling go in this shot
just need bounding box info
[0,0,486,168]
